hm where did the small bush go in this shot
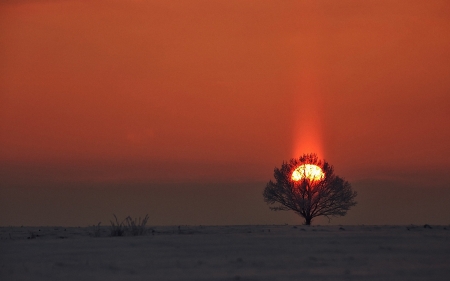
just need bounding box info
[125,215,149,236]
[110,214,126,237]
[109,214,149,236]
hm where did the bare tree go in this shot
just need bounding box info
[263,153,357,225]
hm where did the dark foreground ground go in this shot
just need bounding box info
[1,225,449,280]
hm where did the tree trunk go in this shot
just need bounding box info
[304,217,311,225]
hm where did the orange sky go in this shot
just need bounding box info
[1,0,449,226]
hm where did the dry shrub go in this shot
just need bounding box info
[125,215,149,236]
[109,214,149,236]
[110,214,126,237]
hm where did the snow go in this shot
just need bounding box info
[1,225,449,280]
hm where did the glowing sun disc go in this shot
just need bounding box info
[291,164,324,181]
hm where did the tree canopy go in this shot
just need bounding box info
[263,153,357,225]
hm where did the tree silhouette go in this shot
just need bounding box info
[263,153,357,225]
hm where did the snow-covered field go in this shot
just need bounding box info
[1,225,449,280]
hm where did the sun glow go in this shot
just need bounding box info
[291,164,324,182]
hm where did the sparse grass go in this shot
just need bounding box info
[109,214,149,237]
[91,222,102,237]
[125,215,149,236]
[110,214,126,237]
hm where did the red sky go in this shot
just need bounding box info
[1,0,449,226]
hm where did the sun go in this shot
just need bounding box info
[291,164,324,182]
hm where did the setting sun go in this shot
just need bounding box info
[291,164,324,182]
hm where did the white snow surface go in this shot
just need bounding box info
[1,225,449,280]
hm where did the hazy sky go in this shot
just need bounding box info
[1,0,449,226]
